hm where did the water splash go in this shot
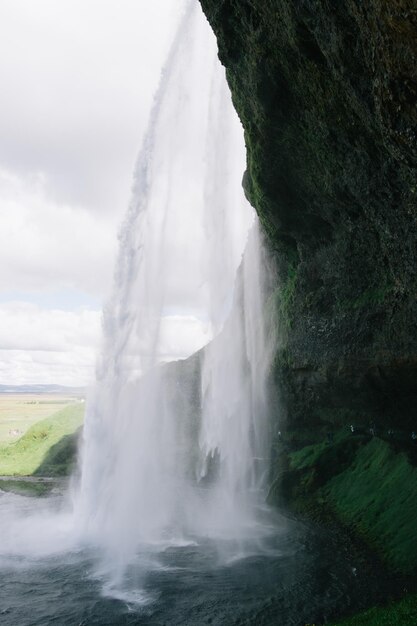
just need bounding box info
[73,0,272,586]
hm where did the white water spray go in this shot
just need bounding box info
[74,1,271,577]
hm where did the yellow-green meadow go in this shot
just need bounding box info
[0,394,84,476]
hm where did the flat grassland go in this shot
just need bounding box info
[0,394,81,444]
[0,394,84,476]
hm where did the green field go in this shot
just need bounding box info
[0,394,84,476]
[0,394,83,444]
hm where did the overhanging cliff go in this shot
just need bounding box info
[199,0,417,433]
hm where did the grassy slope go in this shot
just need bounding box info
[323,438,417,572]
[0,404,84,476]
[284,432,417,572]
[274,433,417,624]
[0,394,79,444]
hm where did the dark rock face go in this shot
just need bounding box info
[199,0,417,432]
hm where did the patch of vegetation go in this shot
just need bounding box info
[289,429,357,471]
[279,430,417,573]
[278,262,298,329]
[0,393,80,444]
[266,262,299,333]
[0,479,52,497]
[331,593,417,625]
[289,440,328,470]
[336,278,393,313]
[34,430,81,476]
[324,438,417,572]
[0,404,83,476]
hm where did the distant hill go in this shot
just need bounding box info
[0,384,85,395]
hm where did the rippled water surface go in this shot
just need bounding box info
[0,489,387,625]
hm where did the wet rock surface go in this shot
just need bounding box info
[199,0,417,432]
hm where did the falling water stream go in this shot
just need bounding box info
[75,3,270,574]
[0,3,387,624]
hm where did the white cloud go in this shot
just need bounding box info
[0,303,210,386]
[0,0,182,215]
[0,167,117,298]
[0,0,186,300]
[0,0,188,385]
[0,302,102,386]
[0,0,229,386]
[159,315,210,361]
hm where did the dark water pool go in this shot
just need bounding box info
[0,491,385,626]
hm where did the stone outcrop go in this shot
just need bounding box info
[199,0,417,433]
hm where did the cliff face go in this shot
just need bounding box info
[199,0,417,434]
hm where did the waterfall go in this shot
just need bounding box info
[75,0,271,581]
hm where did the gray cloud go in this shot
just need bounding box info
[0,0,181,215]
[0,0,184,384]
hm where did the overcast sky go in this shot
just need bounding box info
[0,0,185,386]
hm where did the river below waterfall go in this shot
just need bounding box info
[0,489,387,626]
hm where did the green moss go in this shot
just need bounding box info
[289,429,354,469]
[352,284,392,309]
[336,279,393,312]
[302,439,365,496]
[269,261,299,331]
[277,431,417,573]
[289,440,328,470]
[0,404,83,476]
[323,438,417,572]
[331,593,417,625]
